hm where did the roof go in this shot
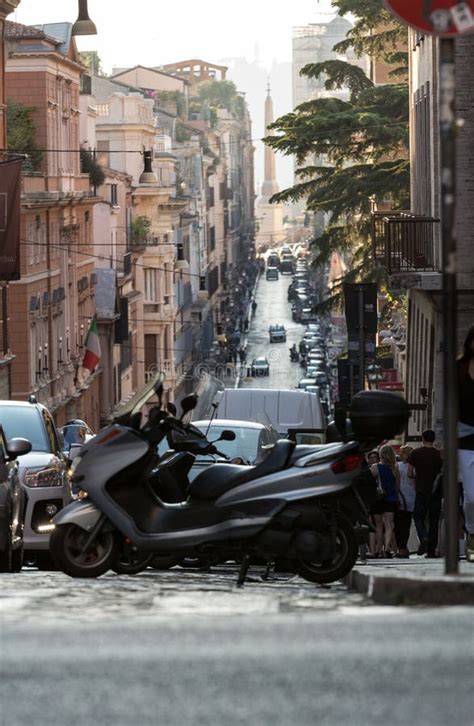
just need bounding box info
[111,64,190,85]
[5,21,48,39]
[6,20,74,58]
[0,399,46,410]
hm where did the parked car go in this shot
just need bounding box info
[0,425,31,572]
[251,356,270,376]
[188,420,279,479]
[297,377,319,391]
[0,400,70,567]
[60,420,95,457]
[269,324,287,343]
[266,266,279,281]
[267,254,280,268]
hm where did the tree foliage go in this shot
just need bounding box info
[265,0,410,311]
[79,51,103,76]
[80,148,106,188]
[194,80,245,118]
[6,99,43,170]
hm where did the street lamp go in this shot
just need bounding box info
[72,0,97,36]
[138,150,158,184]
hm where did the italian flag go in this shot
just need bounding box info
[82,317,101,372]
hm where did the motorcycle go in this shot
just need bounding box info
[289,347,300,363]
[50,382,409,585]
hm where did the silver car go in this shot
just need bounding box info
[0,401,70,566]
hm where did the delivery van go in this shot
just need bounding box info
[210,388,326,440]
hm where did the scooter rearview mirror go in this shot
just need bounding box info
[219,430,236,442]
[167,402,177,416]
[180,394,198,417]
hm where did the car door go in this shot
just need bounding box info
[0,426,23,551]
[42,410,69,499]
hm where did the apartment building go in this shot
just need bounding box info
[5,21,100,427]
[372,31,474,439]
[0,0,21,400]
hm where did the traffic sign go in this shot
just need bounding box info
[384,0,474,35]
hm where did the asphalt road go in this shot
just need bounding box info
[1,566,473,726]
[241,273,304,390]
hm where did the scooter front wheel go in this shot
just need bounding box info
[290,515,358,585]
[50,523,119,578]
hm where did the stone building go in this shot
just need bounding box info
[0,0,21,400]
[5,20,101,427]
[372,31,474,439]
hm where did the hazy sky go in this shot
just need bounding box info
[14,0,338,190]
[14,0,336,71]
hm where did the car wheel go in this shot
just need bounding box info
[10,541,24,573]
[0,519,12,573]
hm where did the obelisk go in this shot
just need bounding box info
[257,83,285,247]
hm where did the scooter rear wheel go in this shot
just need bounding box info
[50,523,119,578]
[112,541,153,575]
[290,515,358,585]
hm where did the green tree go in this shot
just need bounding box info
[80,148,105,187]
[79,51,103,76]
[194,80,244,118]
[129,215,152,247]
[266,0,410,310]
[6,99,43,171]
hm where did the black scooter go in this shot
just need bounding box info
[50,382,409,584]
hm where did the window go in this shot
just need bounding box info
[110,184,118,206]
[144,268,159,302]
[0,406,49,452]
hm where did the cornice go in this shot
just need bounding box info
[0,0,20,18]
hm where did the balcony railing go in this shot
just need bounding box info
[372,212,440,274]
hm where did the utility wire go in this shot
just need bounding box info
[0,120,409,158]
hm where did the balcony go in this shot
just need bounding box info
[372,212,440,276]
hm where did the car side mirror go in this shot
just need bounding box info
[69,443,82,461]
[219,430,236,442]
[7,438,32,460]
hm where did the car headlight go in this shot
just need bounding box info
[24,466,63,488]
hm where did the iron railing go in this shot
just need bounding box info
[372,212,440,274]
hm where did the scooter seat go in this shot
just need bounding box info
[188,439,296,500]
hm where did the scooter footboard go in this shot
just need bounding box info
[53,500,102,533]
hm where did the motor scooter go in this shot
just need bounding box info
[50,382,409,585]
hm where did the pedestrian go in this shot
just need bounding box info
[408,430,443,558]
[362,450,380,557]
[395,445,415,558]
[231,347,238,365]
[238,347,246,364]
[252,300,257,316]
[370,445,400,558]
[457,325,474,562]
[244,318,249,333]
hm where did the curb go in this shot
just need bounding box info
[344,568,474,606]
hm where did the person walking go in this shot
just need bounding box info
[251,300,257,316]
[457,325,474,562]
[370,445,400,558]
[395,445,415,558]
[408,430,443,558]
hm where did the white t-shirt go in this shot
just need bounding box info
[398,461,416,512]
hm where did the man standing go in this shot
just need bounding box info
[408,430,443,558]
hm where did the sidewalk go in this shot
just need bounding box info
[234,274,261,389]
[345,558,474,606]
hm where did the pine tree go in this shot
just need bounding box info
[265,1,410,310]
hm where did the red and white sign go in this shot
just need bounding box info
[384,0,474,35]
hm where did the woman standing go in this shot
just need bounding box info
[370,445,400,558]
[457,326,474,562]
[395,446,415,558]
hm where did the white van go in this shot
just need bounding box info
[211,388,326,441]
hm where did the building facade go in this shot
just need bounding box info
[5,21,101,427]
